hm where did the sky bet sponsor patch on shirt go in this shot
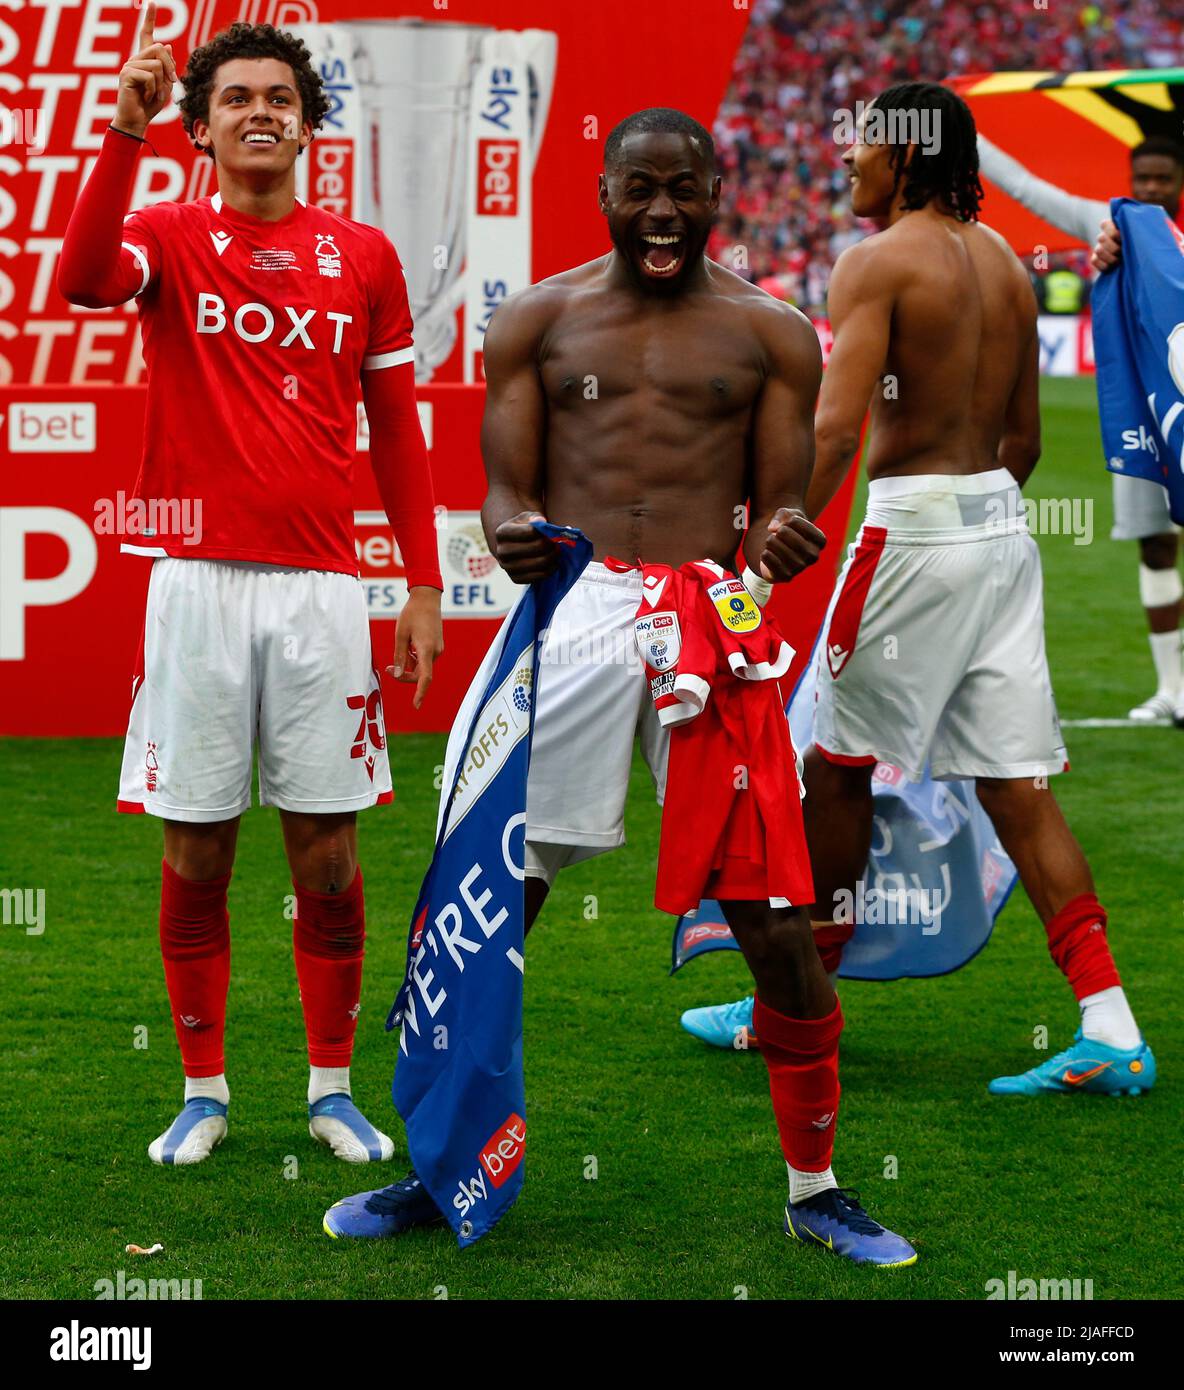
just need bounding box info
[707,578,762,634]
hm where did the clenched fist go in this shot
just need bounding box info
[493,511,559,585]
[759,506,827,582]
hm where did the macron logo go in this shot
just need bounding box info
[210,230,233,257]
[642,575,666,608]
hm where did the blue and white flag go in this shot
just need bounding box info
[672,640,1017,980]
[387,522,592,1246]
[1093,197,1184,525]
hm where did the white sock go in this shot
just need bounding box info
[1148,629,1182,697]
[309,1066,351,1105]
[787,1162,838,1205]
[1080,986,1141,1051]
[185,1073,229,1106]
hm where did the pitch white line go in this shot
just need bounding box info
[1061,717,1174,728]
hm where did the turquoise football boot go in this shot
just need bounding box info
[988,1030,1156,1096]
[680,996,758,1049]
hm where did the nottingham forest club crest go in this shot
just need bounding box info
[314,233,342,278]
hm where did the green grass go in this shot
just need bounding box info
[0,377,1179,1300]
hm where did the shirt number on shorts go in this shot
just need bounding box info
[346,690,386,759]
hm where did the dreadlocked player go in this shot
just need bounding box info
[687,82,1156,1099]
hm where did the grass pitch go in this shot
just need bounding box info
[0,377,1179,1301]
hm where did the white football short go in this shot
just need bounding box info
[118,558,392,822]
[813,468,1068,782]
[1110,472,1177,542]
[439,561,667,882]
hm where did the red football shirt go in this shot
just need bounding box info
[627,559,812,913]
[119,189,415,574]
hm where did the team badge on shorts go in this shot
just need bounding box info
[634,612,681,670]
[707,578,762,634]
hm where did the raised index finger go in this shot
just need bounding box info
[139,2,156,52]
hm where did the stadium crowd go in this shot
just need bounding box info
[710,0,1182,311]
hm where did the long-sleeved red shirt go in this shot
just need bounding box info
[57,126,443,588]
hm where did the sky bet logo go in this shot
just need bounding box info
[452,1113,526,1218]
[7,402,96,453]
[477,140,519,217]
[1121,425,1160,461]
[477,68,522,217]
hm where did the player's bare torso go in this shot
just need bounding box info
[525,256,802,566]
[861,210,1036,478]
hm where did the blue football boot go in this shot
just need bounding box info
[323,1170,445,1239]
[680,996,758,1050]
[988,1030,1156,1096]
[785,1187,917,1267]
[147,1098,228,1166]
[309,1093,395,1162]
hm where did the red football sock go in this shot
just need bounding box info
[752,995,844,1172]
[159,859,231,1079]
[1045,892,1121,1001]
[812,920,854,975]
[293,868,366,1069]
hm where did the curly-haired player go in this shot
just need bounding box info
[57,6,445,1166]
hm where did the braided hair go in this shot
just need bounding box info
[872,81,983,222]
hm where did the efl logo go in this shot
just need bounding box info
[478,1112,526,1189]
[477,139,519,216]
[309,141,354,217]
[8,403,96,453]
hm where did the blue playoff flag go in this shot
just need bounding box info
[387,522,592,1246]
[1093,198,1184,526]
[672,638,1018,979]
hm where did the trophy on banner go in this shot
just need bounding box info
[293,18,558,382]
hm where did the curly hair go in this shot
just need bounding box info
[873,81,983,223]
[179,22,330,159]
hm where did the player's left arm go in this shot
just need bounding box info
[745,300,827,584]
[362,233,444,710]
[809,239,895,518]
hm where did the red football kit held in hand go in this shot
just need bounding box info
[626,559,815,915]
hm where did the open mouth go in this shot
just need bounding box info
[242,131,280,147]
[639,232,685,276]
